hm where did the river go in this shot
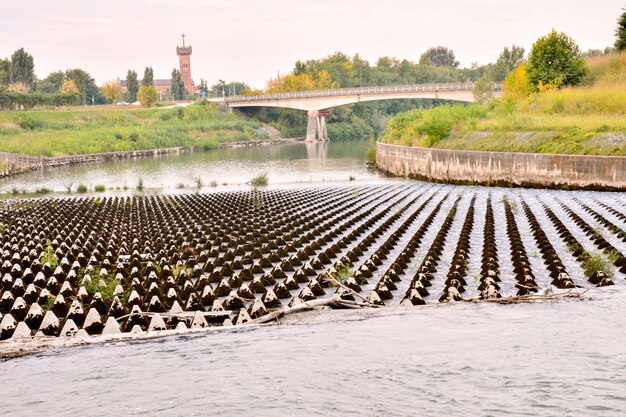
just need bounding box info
[1,138,625,416]
[2,289,626,416]
[0,139,383,194]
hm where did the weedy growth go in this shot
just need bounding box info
[83,274,121,303]
[40,239,58,269]
[250,172,268,187]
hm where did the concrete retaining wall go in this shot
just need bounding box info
[376,142,626,190]
[0,148,183,178]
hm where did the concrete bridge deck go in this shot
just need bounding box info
[224,82,502,141]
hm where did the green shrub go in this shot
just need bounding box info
[94,184,106,192]
[40,240,58,268]
[581,251,616,278]
[76,184,88,193]
[250,173,268,187]
[83,274,120,303]
[34,187,52,194]
[19,115,46,130]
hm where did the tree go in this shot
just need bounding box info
[419,46,459,68]
[490,45,525,81]
[208,80,250,97]
[9,48,36,89]
[38,71,65,94]
[101,80,122,103]
[142,67,154,86]
[7,82,29,93]
[527,30,586,90]
[616,8,626,50]
[502,64,532,100]
[473,75,495,104]
[0,58,10,86]
[126,69,138,102]
[170,69,185,100]
[266,71,336,93]
[137,85,158,107]
[65,68,101,104]
[60,79,79,95]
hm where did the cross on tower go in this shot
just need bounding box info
[181,33,186,47]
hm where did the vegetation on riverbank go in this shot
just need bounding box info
[380,51,626,156]
[0,101,267,156]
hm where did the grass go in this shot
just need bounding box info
[581,251,616,279]
[40,239,58,269]
[380,51,626,156]
[34,187,52,195]
[328,264,353,287]
[250,172,269,187]
[94,184,105,192]
[41,295,55,312]
[0,101,266,157]
[83,274,121,303]
[194,177,204,192]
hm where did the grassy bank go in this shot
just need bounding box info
[380,52,626,156]
[0,101,268,157]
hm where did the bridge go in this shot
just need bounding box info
[225,82,502,141]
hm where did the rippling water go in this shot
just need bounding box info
[2,289,626,416]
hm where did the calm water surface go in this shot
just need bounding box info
[1,139,625,416]
[0,138,384,193]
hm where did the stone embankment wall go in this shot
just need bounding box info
[0,148,183,178]
[376,143,626,190]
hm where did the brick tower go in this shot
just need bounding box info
[176,33,193,95]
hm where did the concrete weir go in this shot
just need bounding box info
[376,143,626,190]
[0,184,624,343]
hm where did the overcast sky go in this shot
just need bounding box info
[1,0,621,88]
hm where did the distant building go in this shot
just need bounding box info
[176,34,194,95]
[117,34,198,100]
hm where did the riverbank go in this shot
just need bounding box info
[0,101,271,157]
[380,52,626,156]
[376,142,626,190]
[1,138,303,181]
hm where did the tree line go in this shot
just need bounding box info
[0,49,192,109]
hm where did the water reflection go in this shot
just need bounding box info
[0,138,384,193]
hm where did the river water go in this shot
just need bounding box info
[1,138,626,416]
[0,139,383,194]
[2,289,626,416]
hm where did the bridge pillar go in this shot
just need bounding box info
[305,110,329,142]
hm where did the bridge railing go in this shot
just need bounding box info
[226,82,503,102]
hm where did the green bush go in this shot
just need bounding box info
[76,184,88,193]
[365,138,377,165]
[94,184,106,192]
[250,173,268,187]
[19,115,46,130]
[381,104,488,147]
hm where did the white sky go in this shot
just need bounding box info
[0,0,621,89]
